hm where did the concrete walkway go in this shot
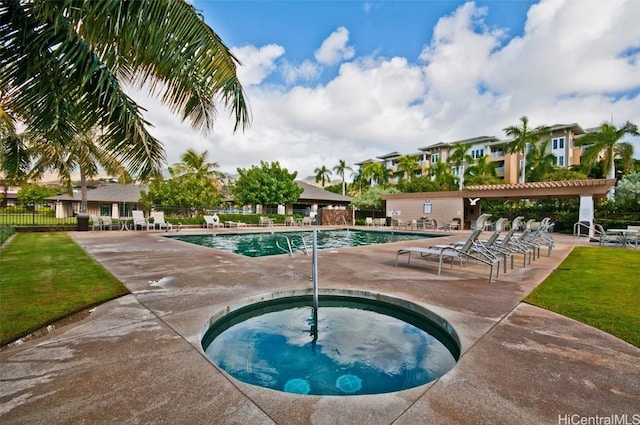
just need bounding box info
[1,229,638,424]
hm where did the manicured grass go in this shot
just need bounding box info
[0,232,129,346]
[524,246,640,347]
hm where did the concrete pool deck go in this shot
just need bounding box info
[1,228,638,424]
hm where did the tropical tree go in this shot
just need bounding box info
[29,128,131,213]
[464,155,501,186]
[232,161,303,208]
[350,186,400,212]
[171,149,225,191]
[526,139,556,182]
[503,116,550,184]
[140,172,224,214]
[1,0,250,182]
[574,121,638,199]
[449,143,473,189]
[613,172,640,209]
[395,154,420,183]
[314,165,332,188]
[0,126,31,207]
[349,168,366,196]
[16,184,57,206]
[429,161,458,191]
[333,159,352,196]
[361,161,392,186]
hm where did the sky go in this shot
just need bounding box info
[129,0,640,181]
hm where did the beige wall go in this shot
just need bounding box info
[385,197,463,227]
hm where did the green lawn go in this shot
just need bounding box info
[524,246,640,347]
[0,232,129,346]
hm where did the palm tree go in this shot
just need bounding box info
[333,159,353,196]
[314,165,332,188]
[30,128,132,213]
[172,149,226,191]
[449,143,473,189]
[173,149,225,178]
[503,116,550,184]
[1,0,250,182]
[0,127,31,207]
[574,121,638,199]
[464,155,501,186]
[527,139,556,182]
[429,161,457,191]
[349,168,366,195]
[395,154,420,183]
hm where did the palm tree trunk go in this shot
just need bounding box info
[606,156,615,200]
[80,168,88,213]
[519,150,526,184]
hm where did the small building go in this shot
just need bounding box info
[382,179,616,235]
[50,184,147,219]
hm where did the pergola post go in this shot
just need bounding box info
[579,195,594,238]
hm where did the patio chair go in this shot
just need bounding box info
[259,216,273,227]
[204,215,223,229]
[284,216,297,226]
[132,210,151,230]
[100,216,113,231]
[90,215,102,231]
[365,217,374,226]
[151,211,172,231]
[395,229,502,283]
[430,219,446,231]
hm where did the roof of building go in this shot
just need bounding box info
[382,179,616,200]
[549,123,586,134]
[463,179,610,191]
[50,183,148,203]
[376,151,403,160]
[50,181,351,205]
[295,180,352,203]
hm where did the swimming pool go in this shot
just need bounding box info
[168,229,432,257]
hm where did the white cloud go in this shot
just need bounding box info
[132,0,640,181]
[231,44,285,86]
[281,60,321,85]
[484,0,640,97]
[314,27,356,66]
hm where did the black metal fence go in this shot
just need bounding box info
[0,202,76,228]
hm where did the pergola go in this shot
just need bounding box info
[382,179,616,237]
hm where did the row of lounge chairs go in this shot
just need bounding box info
[132,210,172,231]
[395,215,555,283]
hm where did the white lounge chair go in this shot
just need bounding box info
[132,210,151,230]
[259,216,273,227]
[395,229,502,283]
[151,211,172,231]
[204,215,223,229]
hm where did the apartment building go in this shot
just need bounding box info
[357,123,587,185]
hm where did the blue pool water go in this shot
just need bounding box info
[202,294,459,396]
[169,229,431,257]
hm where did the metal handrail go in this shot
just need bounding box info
[573,221,593,238]
[291,234,308,255]
[275,234,308,256]
[275,235,294,256]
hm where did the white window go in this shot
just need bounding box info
[471,148,485,159]
[552,137,565,150]
[557,155,565,166]
[430,153,439,163]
